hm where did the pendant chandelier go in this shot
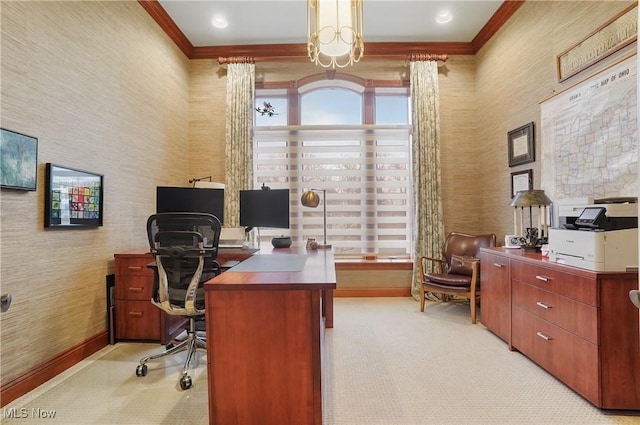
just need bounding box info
[307,0,364,68]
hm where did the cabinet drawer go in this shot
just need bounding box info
[512,280,597,343]
[115,300,160,340]
[115,275,155,300]
[115,256,154,277]
[479,251,511,342]
[511,260,596,305]
[512,307,599,405]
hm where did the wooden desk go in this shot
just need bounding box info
[205,248,336,425]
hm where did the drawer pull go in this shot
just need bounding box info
[535,275,551,282]
[128,287,143,292]
[536,332,552,341]
[536,301,552,309]
[127,266,143,271]
[492,263,505,268]
[129,311,143,317]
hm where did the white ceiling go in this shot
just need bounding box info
[158,1,504,47]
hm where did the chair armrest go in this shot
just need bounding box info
[418,256,447,276]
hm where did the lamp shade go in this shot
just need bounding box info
[301,190,321,208]
[509,190,552,207]
[308,0,364,68]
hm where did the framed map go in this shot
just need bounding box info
[541,54,637,202]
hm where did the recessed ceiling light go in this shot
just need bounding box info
[436,12,452,24]
[211,15,228,29]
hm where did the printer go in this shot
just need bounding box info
[549,197,638,272]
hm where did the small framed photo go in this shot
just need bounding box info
[507,122,534,167]
[511,169,533,198]
[0,128,38,191]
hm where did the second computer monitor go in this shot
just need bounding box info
[239,188,290,229]
[156,186,224,224]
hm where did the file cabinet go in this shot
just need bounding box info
[114,252,185,343]
[480,247,640,410]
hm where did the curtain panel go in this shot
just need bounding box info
[224,61,255,228]
[410,59,445,299]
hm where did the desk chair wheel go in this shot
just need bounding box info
[180,375,192,390]
[136,364,148,377]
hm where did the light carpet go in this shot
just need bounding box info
[3,298,639,424]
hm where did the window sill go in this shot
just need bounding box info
[335,257,413,271]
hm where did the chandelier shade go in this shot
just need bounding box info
[307,0,364,68]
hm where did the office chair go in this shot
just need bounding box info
[418,232,496,324]
[135,212,221,390]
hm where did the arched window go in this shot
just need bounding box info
[254,76,412,256]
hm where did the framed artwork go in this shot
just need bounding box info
[0,128,38,191]
[556,3,637,82]
[44,163,104,228]
[511,169,533,198]
[508,122,534,167]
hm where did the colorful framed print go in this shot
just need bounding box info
[45,163,103,228]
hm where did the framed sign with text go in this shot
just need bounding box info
[508,122,534,167]
[511,169,533,198]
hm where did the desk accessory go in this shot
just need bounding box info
[301,189,331,249]
[271,236,292,248]
[504,235,521,248]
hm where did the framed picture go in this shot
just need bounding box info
[556,3,637,82]
[0,128,38,191]
[511,169,533,198]
[507,122,534,167]
[45,163,104,228]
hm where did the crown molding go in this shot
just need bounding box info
[472,0,525,53]
[138,0,523,60]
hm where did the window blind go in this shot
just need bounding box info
[253,125,412,255]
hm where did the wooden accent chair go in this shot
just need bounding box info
[419,232,496,324]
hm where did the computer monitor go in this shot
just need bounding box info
[240,188,290,229]
[156,186,224,224]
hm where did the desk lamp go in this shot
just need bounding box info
[301,189,331,249]
[509,189,552,251]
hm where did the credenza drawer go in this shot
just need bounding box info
[512,280,598,343]
[511,260,597,305]
[115,300,161,340]
[115,256,154,277]
[512,306,599,405]
[115,275,155,300]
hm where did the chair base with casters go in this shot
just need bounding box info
[135,212,221,390]
[135,316,206,390]
[418,232,496,324]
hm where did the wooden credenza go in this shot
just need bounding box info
[480,247,640,410]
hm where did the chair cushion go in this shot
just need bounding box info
[448,255,478,276]
[424,272,472,289]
